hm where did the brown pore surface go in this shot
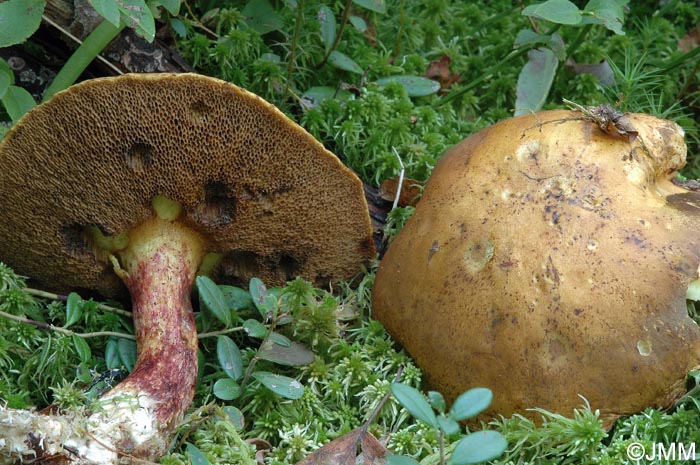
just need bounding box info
[373,110,700,427]
[0,73,375,297]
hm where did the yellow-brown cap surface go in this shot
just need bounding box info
[373,110,700,427]
[0,73,375,297]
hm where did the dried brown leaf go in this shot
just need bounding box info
[425,54,462,92]
[296,427,388,465]
[679,26,700,52]
[380,177,424,207]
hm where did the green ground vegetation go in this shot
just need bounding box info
[1,0,700,464]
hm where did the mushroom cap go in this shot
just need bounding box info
[372,110,700,427]
[0,73,375,297]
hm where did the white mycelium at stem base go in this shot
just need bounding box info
[71,214,205,462]
[0,200,206,465]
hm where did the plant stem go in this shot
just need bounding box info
[240,316,277,390]
[316,0,353,69]
[564,24,592,60]
[392,0,405,58]
[439,430,446,465]
[283,0,305,103]
[43,20,125,101]
[23,287,132,318]
[197,326,244,339]
[0,309,135,340]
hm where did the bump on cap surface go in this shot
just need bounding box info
[0,73,375,297]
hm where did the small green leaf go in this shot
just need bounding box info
[301,86,353,109]
[186,443,212,465]
[514,47,557,116]
[157,0,181,15]
[0,60,13,98]
[450,387,493,421]
[250,277,268,316]
[88,0,121,27]
[213,378,241,400]
[328,51,363,74]
[391,382,438,428]
[437,415,460,436]
[119,0,156,42]
[36,334,52,375]
[0,0,46,47]
[64,292,82,328]
[198,276,231,326]
[318,5,336,52]
[514,29,548,48]
[258,339,315,366]
[253,371,304,399]
[387,456,422,465]
[243,319,268,338]
[582,0,626,35]
[2,86,36,122]
[118,337,137,372]
[348,15,367,33]
[268,332,291,347]
[352,0,386,14]
[72,335,92,363]
[522,0,582,25]
[217,335,243,380]
[450,431,507,465]
[76,362,92,384]
[428,391,446,412]
[220,285,253,311]
[170,18,187,37]
[105,338,121,369]
[223,406,245,429]
[376,75,440,97]
[242,0,283,34]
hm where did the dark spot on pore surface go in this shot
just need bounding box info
[193,181,236,227]
[189,100,212,121]
[278,253,301,280]
[61,223,89,254]
[125,142,153,172]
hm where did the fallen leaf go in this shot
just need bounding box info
[296,427,388,465]
[379,177,424,207]
[678,26,700,52]
[425,54,462,92]
[246,437,272,465]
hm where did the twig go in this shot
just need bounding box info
[197,326,244,339]
[23,288,132,318]
[283,0,305,103]
[0,309,135,340]
[183,2,219,39]
[43,19,125,101]
[316,0,353,69]
[41,15,123,76]
[361,365,404,432]
[391,147,405,211]
[82,429,159,464]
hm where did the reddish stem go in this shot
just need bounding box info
[105,217,205,455]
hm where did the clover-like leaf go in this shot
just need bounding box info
[217,335,243,380]
[253,371,304,399]
[391,382,438,428]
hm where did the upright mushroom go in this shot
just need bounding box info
[0,73,375,464]
[373,110,700,427]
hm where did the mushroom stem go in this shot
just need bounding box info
[76,217,205,461]
[0,217,205,464]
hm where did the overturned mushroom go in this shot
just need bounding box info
[0,73,375,464]
[373,110,700,427]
